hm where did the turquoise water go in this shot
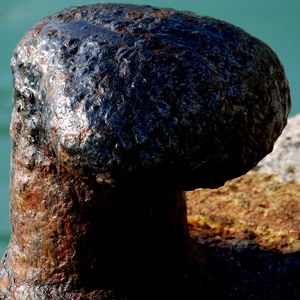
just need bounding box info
[0,0,299,257]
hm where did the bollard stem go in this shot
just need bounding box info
[0,140,207,298]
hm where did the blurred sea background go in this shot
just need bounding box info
[0,0,299,257]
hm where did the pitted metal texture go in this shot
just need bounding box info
[11,3,291,190]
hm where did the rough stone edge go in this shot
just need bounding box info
[255,113,300,182]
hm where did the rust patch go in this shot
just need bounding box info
[32,27,42,38]
[69,13,80,19]
[125,11,144,19]
[149,11,175,17]
[114,28,127,34]
[0,272,9,289]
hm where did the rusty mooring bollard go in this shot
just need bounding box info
[0,4,290,299]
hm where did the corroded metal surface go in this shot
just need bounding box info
[10,3,290,191]
[0,3,291,299]
[2,167,207,298]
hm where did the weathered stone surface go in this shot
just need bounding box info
[11,3,290,191]
[186,170,300,299]
[0,3,291,299]
[186,116,300,298]
[187,171,300,253]
[255,114,300,182]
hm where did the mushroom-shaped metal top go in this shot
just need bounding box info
[11,3,290,190]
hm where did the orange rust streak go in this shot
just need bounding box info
[0,273,9,289]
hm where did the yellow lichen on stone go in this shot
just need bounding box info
[186,170,300,253]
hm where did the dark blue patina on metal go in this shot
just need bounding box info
[12,4,290,190]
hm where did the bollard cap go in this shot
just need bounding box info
[11,4,291,190]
